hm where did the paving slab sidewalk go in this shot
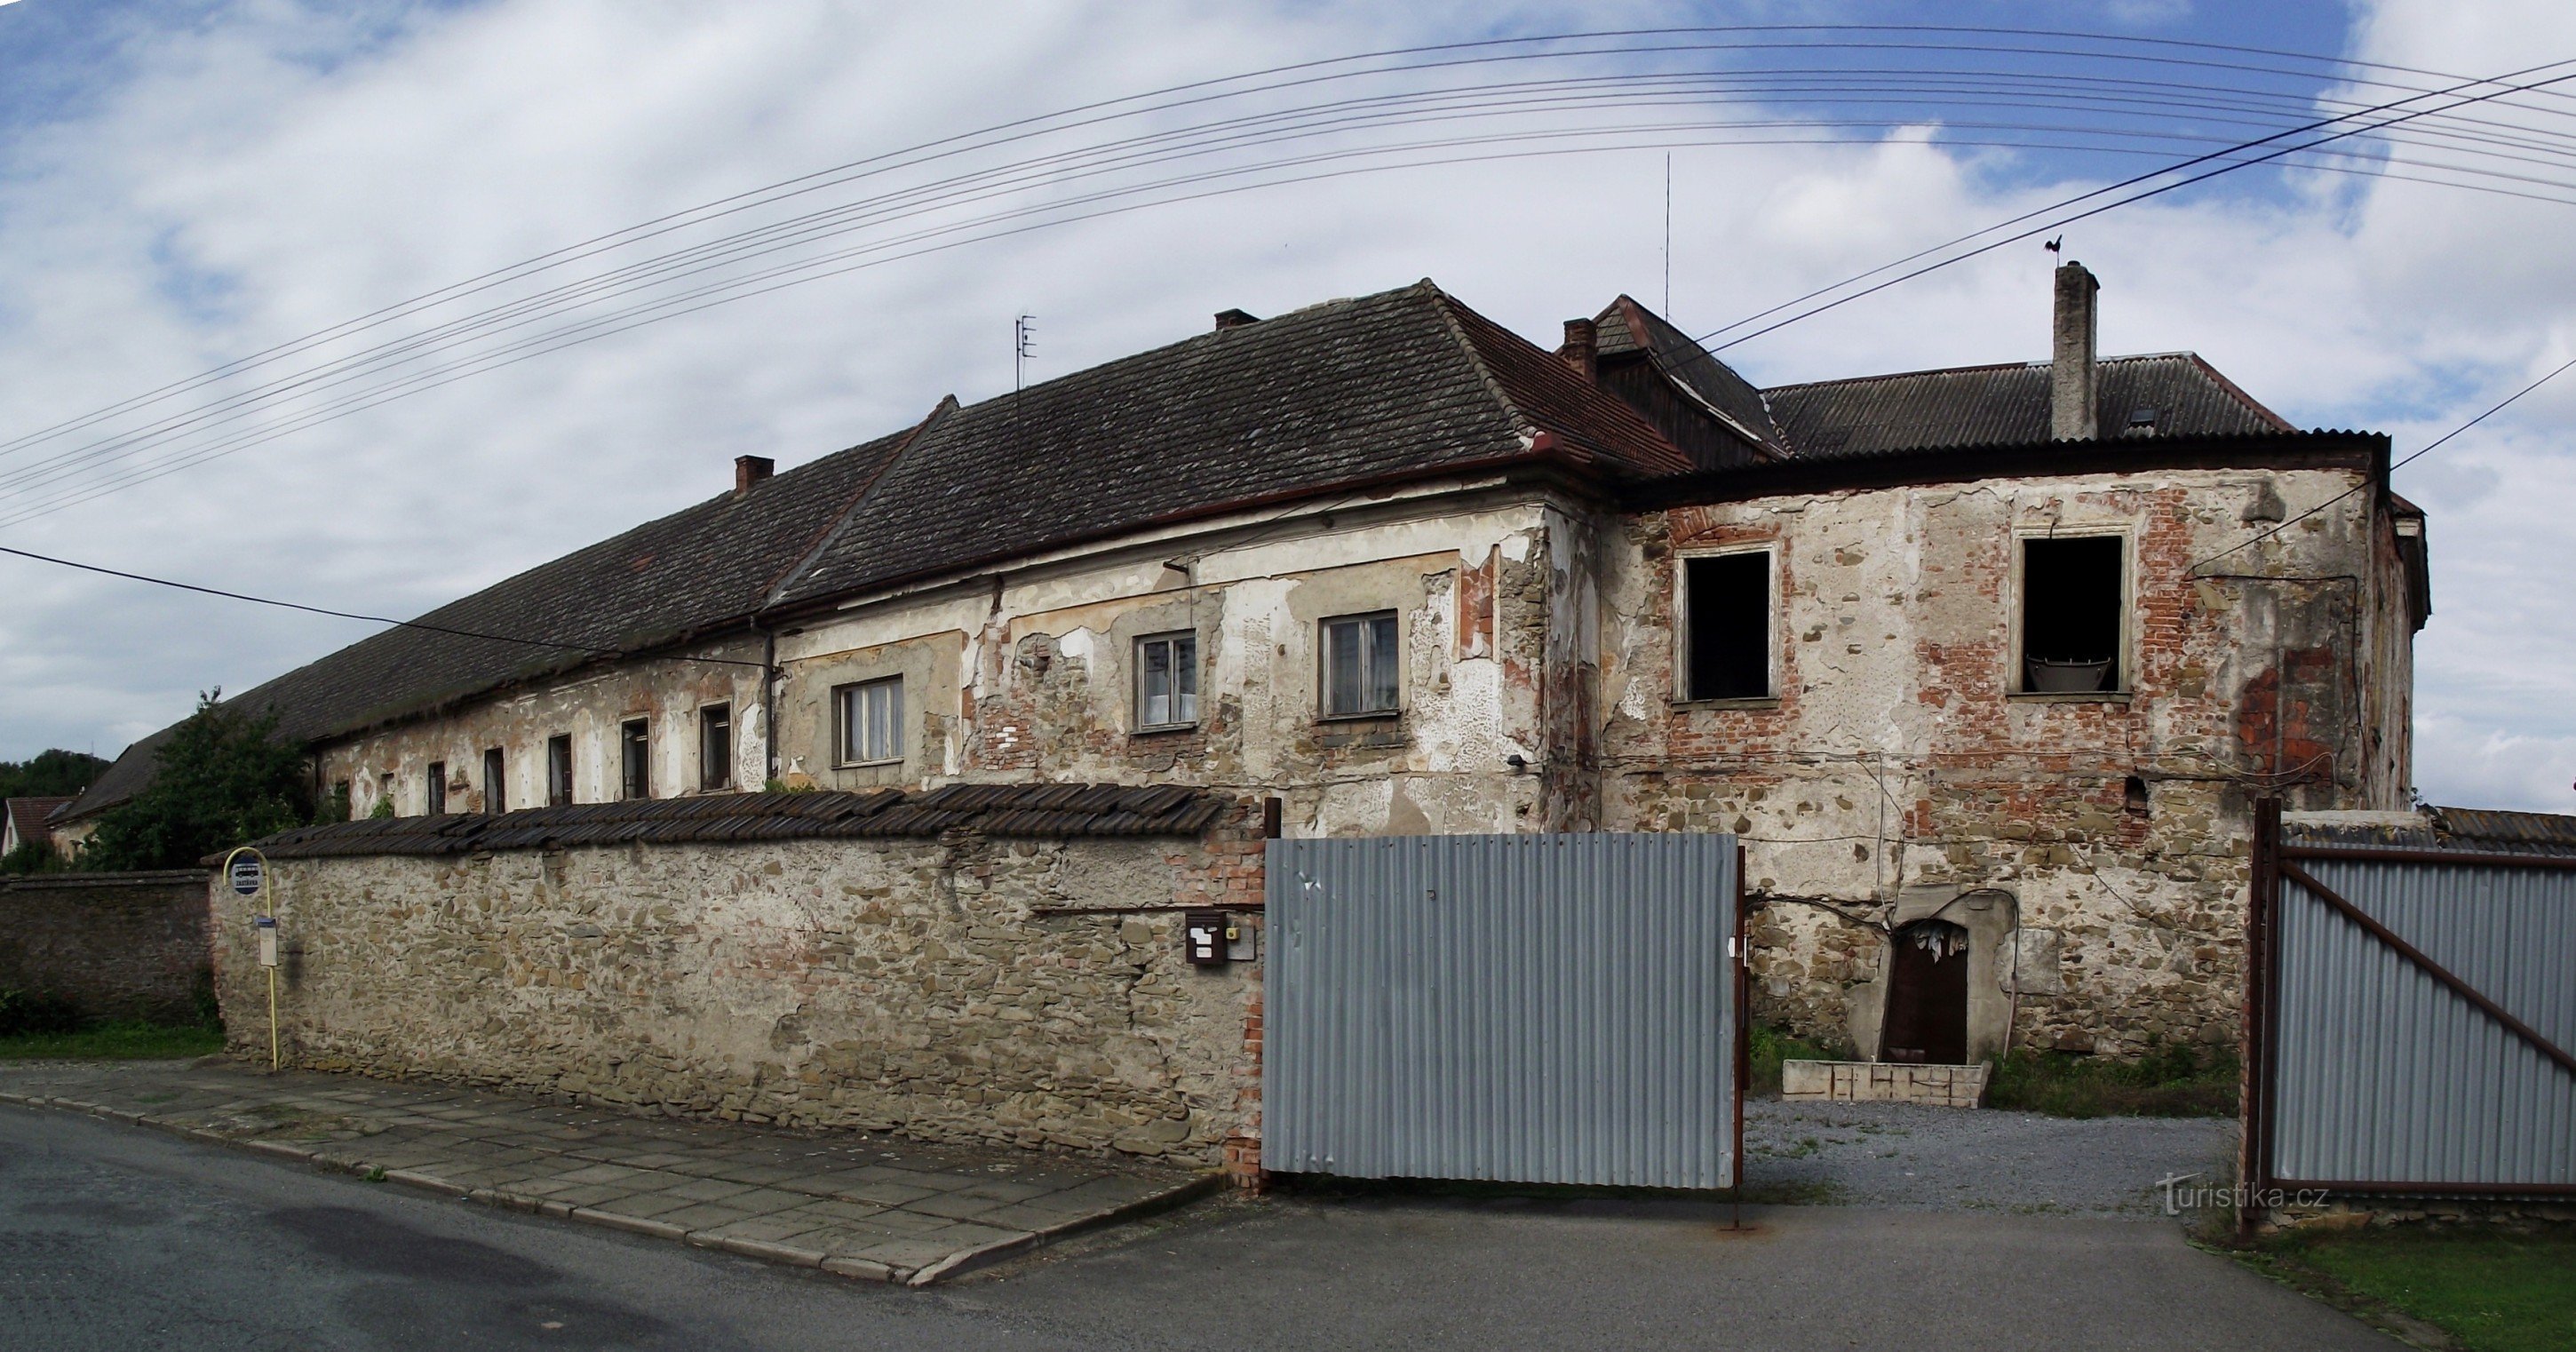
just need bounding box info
[0,1058,1216,1285]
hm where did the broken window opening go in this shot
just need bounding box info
[837,677,903,765]
[1135,632,1199,729]
[547,734,574,807]
[425,762,446,815]
[2020,535,2125,693]
[620,719,651,801]
[481,748,505,814]
[1683,551,1772,701]
[700,704,733,791]
[1321,612,1400,718]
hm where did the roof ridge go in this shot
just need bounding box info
[763,395,958,608]
[1419,282,1540,449]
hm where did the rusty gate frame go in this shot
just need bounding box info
[2242,799,2576,1228]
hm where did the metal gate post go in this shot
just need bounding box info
[1733,842,1748,1225]
[2238,797,2282,1238]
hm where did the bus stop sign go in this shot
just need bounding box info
[227,852,264,898]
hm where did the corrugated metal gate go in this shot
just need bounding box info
[1262,833,1742,1189]
[2246,804,2576,1212]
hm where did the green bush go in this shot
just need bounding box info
[82,691,315,871]
[0,989,84,1038]
[1750,1022,1848,1094]
[1986,1042,2238,1117]
[0,839,72,875]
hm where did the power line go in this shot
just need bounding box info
[1686,58,2576,356]
[2189,352,2576,577]
[0,543,767,668]
[6,28,2571,521]
[14,70,2573,520]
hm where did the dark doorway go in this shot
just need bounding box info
[1881,919,1970,1064]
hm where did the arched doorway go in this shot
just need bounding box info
[1881,919,1970,1064]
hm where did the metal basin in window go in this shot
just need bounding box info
[2026,657,2114,693]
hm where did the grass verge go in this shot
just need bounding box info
[1984,1044,2237,1117]
[0,1021,226,1061]
[2229,1226,2576,1352]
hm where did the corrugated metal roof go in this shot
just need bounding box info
[1763,354,2294,458]
[221,783,1233,863]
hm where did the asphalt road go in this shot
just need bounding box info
[0,1105,2390,1350]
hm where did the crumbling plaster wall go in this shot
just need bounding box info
[1598,465,2400,1060]
[211,815,1268,1167]
[774,497,1562,838]
[316,640,768,815]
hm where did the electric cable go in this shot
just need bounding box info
[8,28,2575,515]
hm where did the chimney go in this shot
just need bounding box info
[1213,307,1260,330]
[735,455,775,495]
[2050,261,2100,441]
[1560,318,1598,383]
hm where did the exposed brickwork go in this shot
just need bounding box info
[0,871,211,1022]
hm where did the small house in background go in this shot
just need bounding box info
[3,796,74,860]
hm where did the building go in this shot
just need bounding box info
[83,264,2428,1081]
[3,796,74,859]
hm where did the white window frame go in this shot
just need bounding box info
[836,677,905,766]
[1318,610,1403,719]
[619,719,652,801]
[1674,543,1780,704]
[546,734,574,807]
[1133,631,1201,731]
[2008,527,2135,698]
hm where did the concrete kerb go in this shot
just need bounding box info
[0,1088,1221,1287]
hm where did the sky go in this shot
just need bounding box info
[0,0,2571,813]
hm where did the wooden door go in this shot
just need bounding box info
[1882,920,1969,1064]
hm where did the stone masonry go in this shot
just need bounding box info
[211,810,1268,1176]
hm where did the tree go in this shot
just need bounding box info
[82,692,315,871]
[0,748,108,799]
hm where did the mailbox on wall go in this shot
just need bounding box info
[1184,910,1228,966]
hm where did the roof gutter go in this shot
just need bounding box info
[1621,430,2389,510]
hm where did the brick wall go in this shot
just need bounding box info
[211,810,1270,1175]
[0,870,211,1022]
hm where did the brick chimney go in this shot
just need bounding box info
[735,455,775,495]
[1560,318,1598,383]
[2050,262,2100,441]
[1213,307,1260,330]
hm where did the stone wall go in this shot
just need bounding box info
[210,813,1267,1173]
[1595,464,2413,1061]
[0,870,211,1022]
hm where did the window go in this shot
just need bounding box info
[482,748,505,814]
[1320,612,1401,718]
[546,734,574,807]
[837,678,904,765]
[700,704,733,791]
[1682,551,1773,701]
[2019,536,2126,694]
[620,719,651,800]
[426,762,447,815]
[330,780,351,819]
[1134,632,1199,729]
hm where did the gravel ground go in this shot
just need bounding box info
[1743,1097,2238,1218]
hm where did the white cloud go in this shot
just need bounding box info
[0,0,2572,815]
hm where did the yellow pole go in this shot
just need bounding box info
[267,966,279,1070]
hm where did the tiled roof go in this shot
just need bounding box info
[64,418,928,822]
[773,281,1686,605]
[1763,354,2294,458]
[1593,296,1785,456]
[2429,806,2576,857]
[4,796,72,846]
[224,783,1232,861]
